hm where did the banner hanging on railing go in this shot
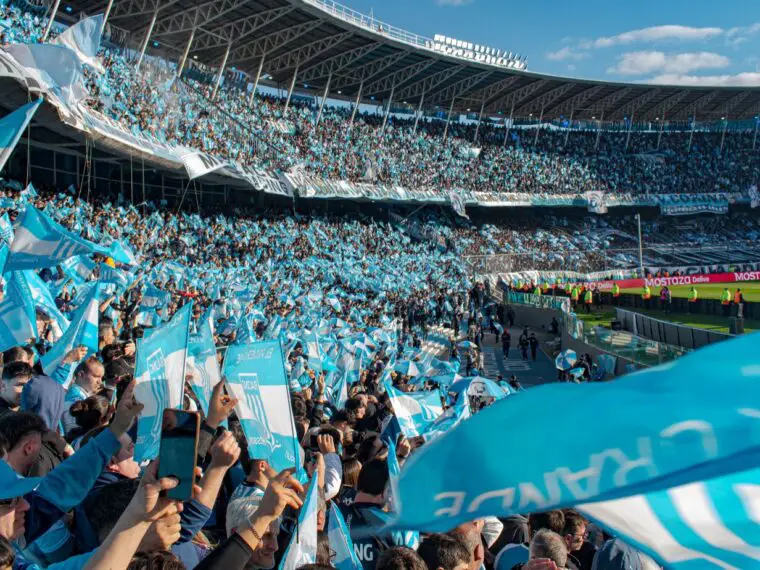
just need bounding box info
[657,193,730,216]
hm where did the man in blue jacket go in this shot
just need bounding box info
[0,380,143,570]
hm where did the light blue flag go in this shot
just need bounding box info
[40,283,99,378]
[222,340,301,472]
[328,503,362,570]
[21,269,70,338]
[279,476,319,570]
[386,436,402,511]
[0,271,37,351]
[579,466,760,569]
[0,99,42,174]
[0,214,13,244]
[60,255,96,287]
[327,369,349,410]
[141,285,171,309]
[421,394,471,443]
[383,381,444,439]
[105,240,139,266]
[187,311,220,415]
[5,206,103,271]
[391,333,760,533]
[134,303,192,462]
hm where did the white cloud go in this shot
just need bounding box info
[434,0,473,5]
[644,72,760,86]
[546,47,588,61]
[583,25,724,49]
[608,51,730,75]
[726,22,760,46]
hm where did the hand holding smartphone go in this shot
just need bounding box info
[157,408,200,501]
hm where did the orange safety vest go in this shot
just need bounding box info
[734,291,743,304]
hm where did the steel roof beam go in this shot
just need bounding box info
[264,32,354,77]
[605,88,662,121]
[670,90,721,120]
[393,65,467,103]
[542,84,604,118]
[297,43,380,84]
[149,0,261,37]
[454,75,518,107]
[109,0,167,21]
[707,90,756,119]
[641,90,690,120]
[362,59,436,97]
[186,7,295,52]
[513,82,574,116]
[229,20,324,64]
[486,79,548,115]
[331,51,410,90]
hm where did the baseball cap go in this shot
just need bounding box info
[0,460,40,501]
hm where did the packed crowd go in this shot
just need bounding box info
[0,0,745,199]
[84,52,759,197]
[0,178,668,570]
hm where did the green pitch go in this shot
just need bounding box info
[620,282,760,302]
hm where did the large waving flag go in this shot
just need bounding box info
[421,394,471,443]
[21,269,69,339]
[134,303,192,462]
[52,14,105,72]
[580,466,760,569]
[40,283,99,378]
[328,503,362,570]
[0,271,37,351]
[279,476,319,570]
[187,311,220,415]
[391,333,760,537]
[0,99,42,174]
[222,340,301,472]
[383,381,444,439]
[104,240,139,266]
[0,214,13,244]
[5,206,103,271]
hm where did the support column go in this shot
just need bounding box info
[473,98,485,143]
[101,0,115,37]
[656,114,665,150]
[503,101,515,146]
[211,42,232,100]
[42,0,61,41]
[283,64,299,117]
[379,81,395,136]
[594,110,604,150]
[533,105,544,146]
[564,107,574,146]
[687,112,696,153]
[136,4,160,70]
[248,57,265,106]
[753,113,759,151]
[625,111,634,151]
[349,80,363,127]
[177,27,196,80]
[315,72,332,126]
[413,93,425,134]
[443,98,455,141]
[719,116,727,154]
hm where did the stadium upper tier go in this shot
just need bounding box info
[66,0,760,121]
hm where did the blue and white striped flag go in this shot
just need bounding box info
[187,311,220,415]
[105,240,139,266]
[0,214,13,244]
[60,255,96,287]
[141,285,171,309]
[580,467,760,569]
[21,269,69,339]
[421,394,471,443]
[328,503,362,570]
[5,206,103,271]
[134,303,192,462]
[0,99,42,174]
[390,332,760,536]
[222,340,301,472]
[383,381,444,439]
[40,283,99,379]
[0,271,37,351]
[279,476,319,570]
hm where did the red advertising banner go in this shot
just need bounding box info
[574,271,760,291]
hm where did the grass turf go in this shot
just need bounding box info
[577,307,759,334]
[620,282,760,302]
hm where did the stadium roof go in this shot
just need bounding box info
[70,0,760,121]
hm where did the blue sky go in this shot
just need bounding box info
[337,0,760,86]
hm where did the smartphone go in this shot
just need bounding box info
[157,408,200,501]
